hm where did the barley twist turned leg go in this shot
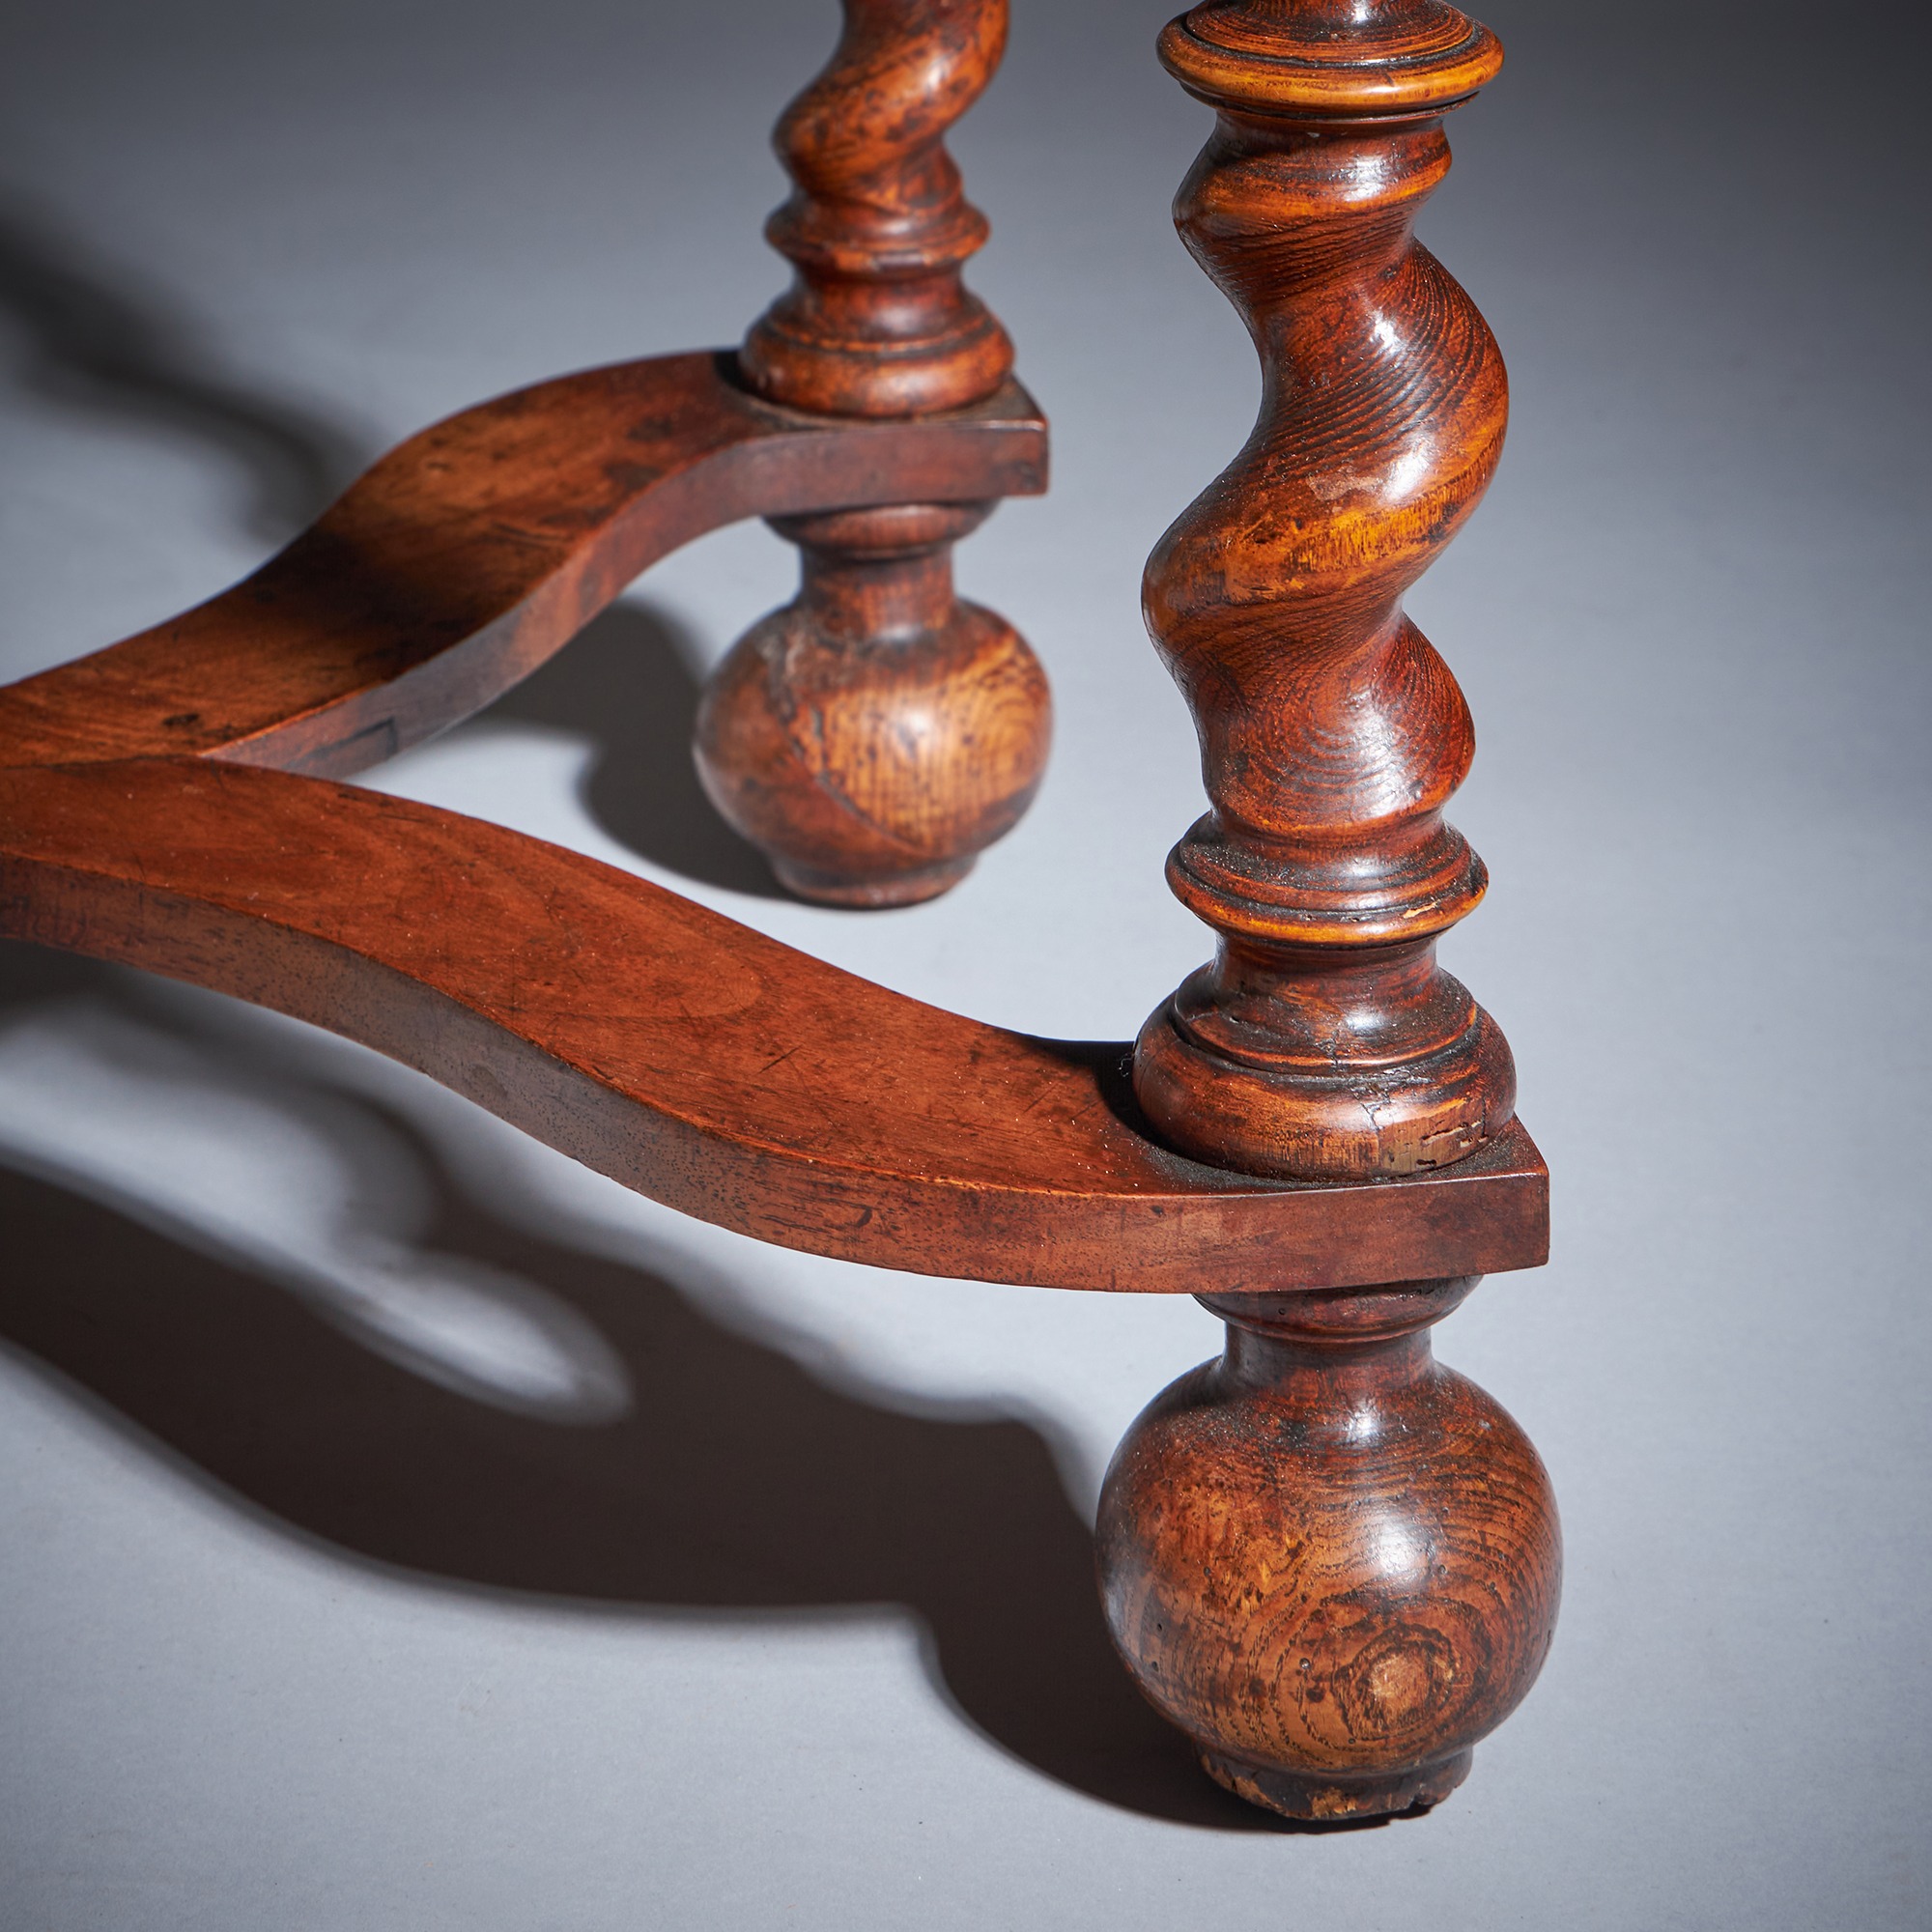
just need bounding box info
[1098,0,1560,1820]
[696,0,1050,906]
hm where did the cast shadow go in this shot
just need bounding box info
[0,198,368,542]
[485,601,783,898]
[0,944,1277,1831]
[0,204,1382,1835]
[0,1124,1266,1832]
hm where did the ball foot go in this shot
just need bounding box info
[1096,1281,1560,1825]
[695,503,1049,909]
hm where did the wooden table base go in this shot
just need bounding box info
[0,0,1556,1828]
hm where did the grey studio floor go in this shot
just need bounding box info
[1,2,1927,1927]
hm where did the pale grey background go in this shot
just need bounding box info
[1,1,1927,1926]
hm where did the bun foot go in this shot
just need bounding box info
[712,2,1047,907]
[1095,1280,1560,1824]
[695,504,1050,908]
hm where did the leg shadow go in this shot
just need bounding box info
[0,197,369,542]
[0,946,1268,1830]
[0,202,1300,1831]
[0,1151,1264,1831]
[485,600,782,897]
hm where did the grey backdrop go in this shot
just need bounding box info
[1,2,1927,1926]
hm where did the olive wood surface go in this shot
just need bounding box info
[1098,1278,1560,1821]
[0,754,1544,1293]
[0,351,1044,779]
[741,0,1014,419]
[0,0,1558,1833]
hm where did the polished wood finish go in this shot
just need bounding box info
[0,0,1557,1830]
[697,0,1051,905]
[1098,1279,1559,1821]
[696,497,1051,906]
[740,0,1012,418]
[0,346,1542,1301]
[1095,0,1557,1824]
[0,353,1044,779]
[1132,0,1514,1183]
[0,750,1545,1295]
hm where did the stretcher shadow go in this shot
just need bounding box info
[0,967,1278,1830]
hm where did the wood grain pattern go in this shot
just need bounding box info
[703,0,1050,905]
[741,0,1013,419]
[696,500,1051,905]
[0,755,1544,1294]
[1094,0,1557,1825]
[0,352,1045,780]
[1097,1278,1560,1820]
[0,0,1557,1833]
[1133,0,1516,1181]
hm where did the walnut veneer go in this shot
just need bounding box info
[0,0,1556,1828]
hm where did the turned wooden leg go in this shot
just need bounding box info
[1096,1280,1559,1822]
[1132,0,1515,1180]
[1099,2,1557,1816]
[695,0,1050,905]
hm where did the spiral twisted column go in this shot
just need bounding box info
[742,0,1013,418]
[1131,0,1514,1177]
[1098,3,1559,1825]
[696,0,1050,906]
